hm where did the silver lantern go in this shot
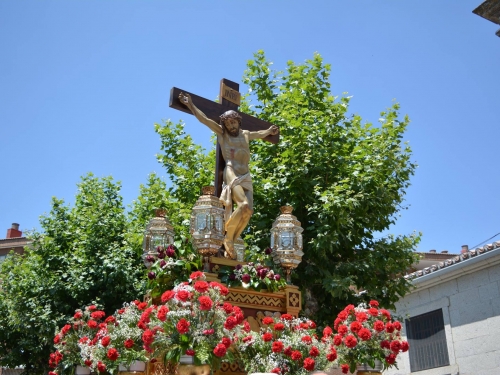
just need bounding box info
[271,205,304,283]
[142,209,175,268]
[190,186,225,271]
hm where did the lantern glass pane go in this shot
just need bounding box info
[215,216,223,232]
[196,213,207,231]
[280,231,294,249]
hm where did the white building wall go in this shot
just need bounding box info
[385,255,500,375]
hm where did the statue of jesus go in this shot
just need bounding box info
[178,92,279,258]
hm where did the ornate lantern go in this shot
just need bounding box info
[190,186,225,271]
[142,209,175,268]
[270,205,304,283]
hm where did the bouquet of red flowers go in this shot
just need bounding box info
[144,271,245,369]
[235,314,337,375]
[325,300,409,374]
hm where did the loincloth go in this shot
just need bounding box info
[220,172,253,224]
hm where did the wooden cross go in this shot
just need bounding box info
[169,78,279,197]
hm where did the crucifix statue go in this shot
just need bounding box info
[169,79,279,259]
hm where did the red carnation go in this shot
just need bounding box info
[54,334,61,344]
[213,343,227,357]
[274,323,285,331]
[308,320,317,329]
[333,334,342,346]
[334,318,342,330]
[176,290,190,302]
[194,280,209,293]
[105,316,116,324]
[198,296,213,311]
[300,322,309,329]
[380,309,391,320]
[242,335,253,343]
[385,322,395,333]
[350,321,362,333]
[223,302,233,314]
[107,348,119,361]
[323,326,333,337]
[221,337,232,348]
[380,340,390,349]
[369,300,379,307]
[177,318,190,334]
[355,312,368,323]
[224,316,237,330]
[157,305,169,322]
[48,372,57,375]
[124,339,134,349]
[337,324,348,336]
[309,346,320,357]
[385,353,396,364]
[327,348,338,362]
[291,350,302,361]
[87,305,97,311]
[209,281,229,295]
[262,317,274,325]
[137,302,148,310]
[87,320,98,329]
[190,271,204,280]
[393,321,402,331]
[390,340,402,353]
[186,349,195,356]
[84,359,92,366]
[358,328,372,341]
[142,329,155,345]
[91,311,106,320]
[281,314,293,321]
[74,311,83,319]
[373,320,385,332]
[97,361,106,372]
[301,335,312,344]
[303,357,315,371]
[262,332,273,342]
[79,336,89,344]
[337,310,348,321]
[284,346,293,356]
[243,321,251,332]
[161,290,175,303]
[344,304,355,313]
[271,368,281,374]
[344,335,358,348]
[341,364,349,374]
[401,341,409,352]
[272,341,284,353]
[101,336,111,347]
[61,324,71,335]
[368,307,379,316]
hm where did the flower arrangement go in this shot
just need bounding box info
[145,243,201,299]
[327,300,409,374]
[220,260,287,292]
[144,271,245,369]
[235,314,337,375]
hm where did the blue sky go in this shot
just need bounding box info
[1,1,499,253]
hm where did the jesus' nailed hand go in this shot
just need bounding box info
[178,92,279,259]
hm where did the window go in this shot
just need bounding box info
[0,254,6,264]
[405,309,450,372]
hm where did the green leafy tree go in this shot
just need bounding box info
[154,51,420,325]
[241,51,420,323]
[0,174,146,374]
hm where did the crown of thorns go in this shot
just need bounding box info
[219,110,242,125]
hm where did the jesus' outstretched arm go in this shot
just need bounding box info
[178,92,223,136]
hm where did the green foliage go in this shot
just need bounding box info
[153,120,215,240]
[239,51,420,324]
[0,174,146,374]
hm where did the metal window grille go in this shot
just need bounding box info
[405,309,450,372]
